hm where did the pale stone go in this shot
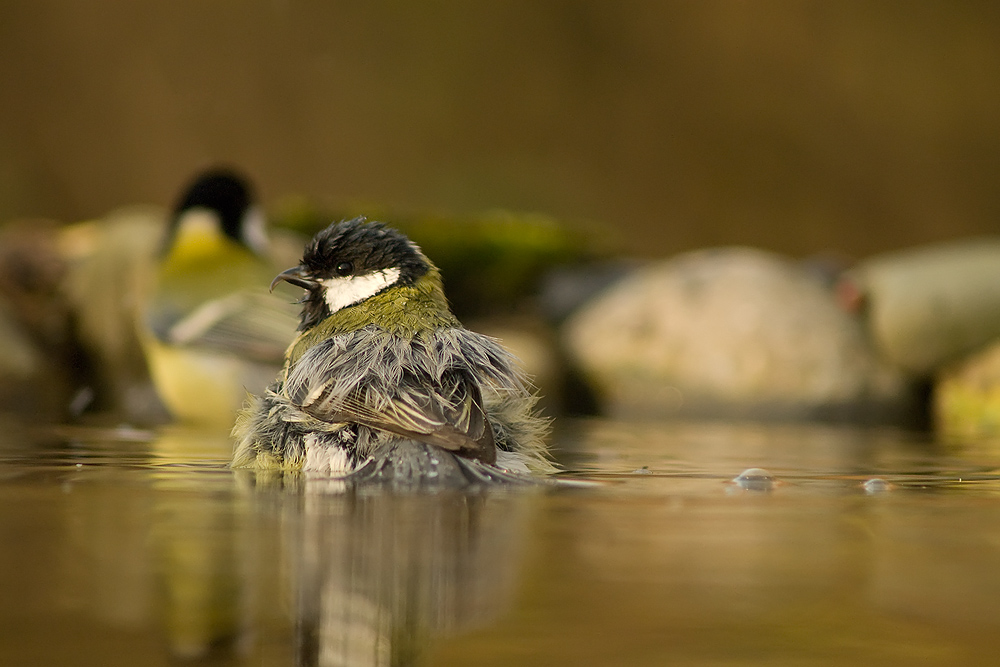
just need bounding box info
[562,247,911,421]
[847,238,1000,376]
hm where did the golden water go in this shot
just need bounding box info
[1,418,999,665]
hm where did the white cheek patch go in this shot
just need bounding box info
[321,267,402,313]
[172,210,219,243]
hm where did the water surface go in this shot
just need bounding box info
[2,418,1000,665]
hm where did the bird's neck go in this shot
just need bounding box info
[163,211,255,265]
[286,270,458,366]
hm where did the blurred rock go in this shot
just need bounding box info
[934,340,1000,438]
[0,219,82,419]
[845,238,1000,377]
[535,260,636,324]
[0,301,41,379]
[0,219,72,342]
[563,247,913,422]
[60,206,170,422]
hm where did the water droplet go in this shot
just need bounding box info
[733,467,774,491]
[863,478,891,494]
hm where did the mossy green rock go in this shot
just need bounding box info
[935,341,1000,437]
[270,198,604,318]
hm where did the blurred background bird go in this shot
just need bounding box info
[136,169,302,428]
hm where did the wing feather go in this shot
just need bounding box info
[285,331,496,463]
[160,291,299,362]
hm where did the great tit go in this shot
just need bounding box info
[231,217,553,486]
[140,170,300,427]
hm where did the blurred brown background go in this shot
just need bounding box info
[1,1,998,259]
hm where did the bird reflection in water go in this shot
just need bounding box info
[131,427,539,665]
[237,470,537,666]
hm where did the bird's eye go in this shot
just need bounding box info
[335,261,354,276]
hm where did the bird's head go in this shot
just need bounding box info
[271,218,435,332]
[164,168,268,258]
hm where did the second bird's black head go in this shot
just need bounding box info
[166,168,260,252]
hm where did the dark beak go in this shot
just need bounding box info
[270,266,317,292]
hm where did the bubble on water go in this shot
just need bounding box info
[862,477,891,494]
[732,467,774,491]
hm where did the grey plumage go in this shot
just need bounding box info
[232,308,553,484]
